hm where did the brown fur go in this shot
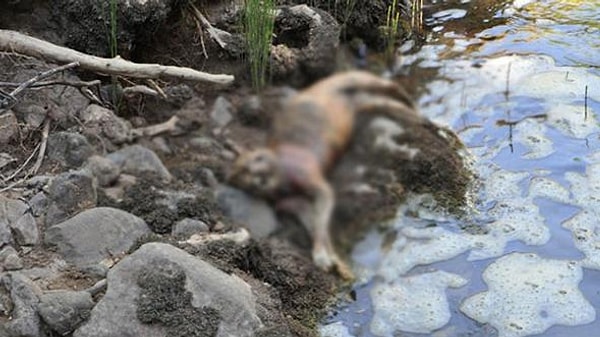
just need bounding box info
[229,71,417,279]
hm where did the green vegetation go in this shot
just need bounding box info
[109,0,118,58]
[337,0,358,34]
[244,0,276,92]
[105,0,120,109]
[410,0,424,36]
[384,0,401,66]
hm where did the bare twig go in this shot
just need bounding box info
[584,85,588,121]
[130,115,181,138]
[188,3,231,50]
[9,62,79,99]
[145,79,167,99]
[30,118,50,176]
[1,78,106,106]
[0,61,79,112]
[0,78,100,89]
[0,29,234,84]
[122,85,159,97]
[505,61,511,101]
[1,143,40,183]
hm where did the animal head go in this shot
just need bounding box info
[228,148,281,197]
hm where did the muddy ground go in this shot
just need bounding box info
[0,1,474,336]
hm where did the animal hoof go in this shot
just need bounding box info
[313,248,354,280]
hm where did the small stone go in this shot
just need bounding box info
[0,110,18,144]
[10,212,39,246]
[0,246,23,271]
[216,186,278,239]
[47,132,94,168]
[102,174,137,201]
[38,290,95,335]
[189,136,218,151]
[28,192,48,217]
[45,170,97,227]
[172,218,209,237]
[79,104,132,144]
[84,155,121,187]
[26,175,52,190]
[210,96,233,128]
[44,207,151,268]
[106,145,171,182]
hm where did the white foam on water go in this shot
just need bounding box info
[320,321,352,337]
[370,271,468,336]
[563,154,600,270]
[377,226,476,280]
[460,253,595,337]
[514,120,554,159]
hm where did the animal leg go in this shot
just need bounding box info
[321,71,416,109]
[353,93,423,124]
[309,178,354,280]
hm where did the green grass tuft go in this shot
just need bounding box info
[244,0,275,92]
[384,0,401,67]
[109,0,118,58]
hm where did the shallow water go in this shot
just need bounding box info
[322,1,600,336]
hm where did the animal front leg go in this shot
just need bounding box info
[310,179,354,280]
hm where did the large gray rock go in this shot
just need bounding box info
[47,132,94,168]
[44,207,151,268]
[74,242,261,337]
[1,272,43,337]
[45,170,97,226]
[106,145,171,182]
[0,196,29,246]
[38,290,95,335]
[216,186,278,239]
[270,5,341,86]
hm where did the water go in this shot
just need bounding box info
[322,1,600,336]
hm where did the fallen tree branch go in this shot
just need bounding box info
[0,29,234,84]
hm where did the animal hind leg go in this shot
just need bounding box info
[323,71,416,109]
[303,177,354,279]
[353,93,423,125]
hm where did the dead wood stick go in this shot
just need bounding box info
[30,118,51,176]
[0,29,234,84]
[0,62,80,112]
[9,62,79,98]
[0,79,101,89]
[130,115,181,138]
[1,143,40,183]
[188,4,231,50]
